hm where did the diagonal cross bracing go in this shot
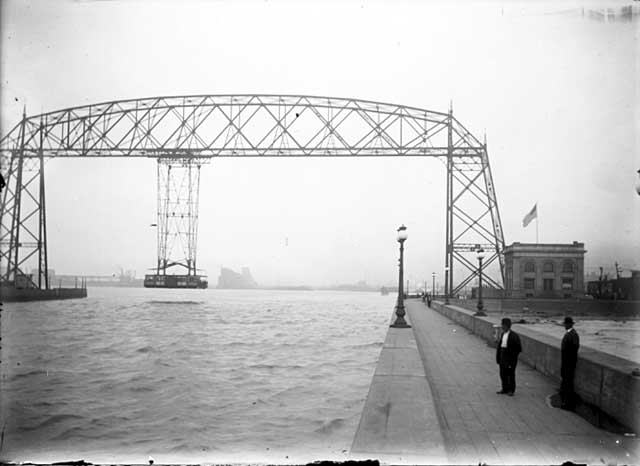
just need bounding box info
[0,95,506,294]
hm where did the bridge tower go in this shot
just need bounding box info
[445,105,505,298]
[154,158,206,278]
[0,113,49,289]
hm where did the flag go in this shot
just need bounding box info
[522,204,537,228]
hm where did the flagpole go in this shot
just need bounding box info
[536,201,538,244]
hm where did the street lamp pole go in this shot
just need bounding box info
[391,224,411,328]
[444,266,450,304]
[475,246,487,316]
[432,272,436,297]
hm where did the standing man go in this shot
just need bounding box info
[560,316,580,410]
[496,317,522,396]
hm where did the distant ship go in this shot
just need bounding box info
[380,286,389,295]
[143,274,208,289]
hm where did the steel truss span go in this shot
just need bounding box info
[0,94,506,294]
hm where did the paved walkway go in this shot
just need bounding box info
[404,299,639,464]
[350,312,447,464]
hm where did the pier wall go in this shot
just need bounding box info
[449,297,639,318]
[431,301,640,433]
[0,286,87,302]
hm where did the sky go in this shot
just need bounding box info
[0,0,638,288]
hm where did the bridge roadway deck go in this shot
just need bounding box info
[351,299,639,464]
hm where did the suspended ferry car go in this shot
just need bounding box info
[144,274,208,289]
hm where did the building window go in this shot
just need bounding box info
[562,261,574,273]
[543,262,554,273]
[524,262,535,273]
[524,278,535,289]
[543,278,554,291]
[562,278,573,290]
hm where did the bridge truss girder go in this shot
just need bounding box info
[0,95,506,294]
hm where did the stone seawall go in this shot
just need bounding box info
[431,301,640,433]
[450,297,639,318]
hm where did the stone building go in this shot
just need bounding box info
[503,242,585,298]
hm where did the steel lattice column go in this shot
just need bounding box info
[445,105,454,300]
[156,158,205,276]
[444,116,506,297]
[0,115,49,288]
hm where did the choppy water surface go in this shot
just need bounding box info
[523,320,640,364]
[1,288,394,463]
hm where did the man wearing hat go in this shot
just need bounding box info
[496,317,522,396]
[560,316,580,410]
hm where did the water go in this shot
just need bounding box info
[522,320,640,364]
[0,288,395,464]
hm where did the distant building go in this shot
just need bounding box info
[587,271,640,300]
[503,242,585,299]
[217,267,258,289]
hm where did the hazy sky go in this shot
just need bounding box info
[1,0,638,287]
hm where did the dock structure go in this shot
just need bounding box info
[352,299,639,464]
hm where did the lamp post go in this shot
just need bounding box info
[475,246,487,316]
[444,266,450,304]
[390,224,411,328]
[432,272,436,297]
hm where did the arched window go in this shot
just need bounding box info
[562,261,574,273]
[543,262,554,273]
[524,262,535,273]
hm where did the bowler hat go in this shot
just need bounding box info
[564,316,574,325]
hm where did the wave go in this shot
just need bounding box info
[30,400,58,409]
[146,300,204,305]
[18,413,84,432]
[130,385,154,393]
[51,425,104,441]
[220,340,251,348]
[348,341,384,349]
[248,364,305,370]
[153,358,171,367]
[314,417,345,434]
[89,415,131,427]
[136,345,154,353]
[10,369,46,381]
[170,440,217,453]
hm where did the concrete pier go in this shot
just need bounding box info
[352,300,639,464]
[350,311,446,463]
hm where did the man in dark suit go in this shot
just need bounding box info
[560,316,580,410]
[496,317,522,396]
